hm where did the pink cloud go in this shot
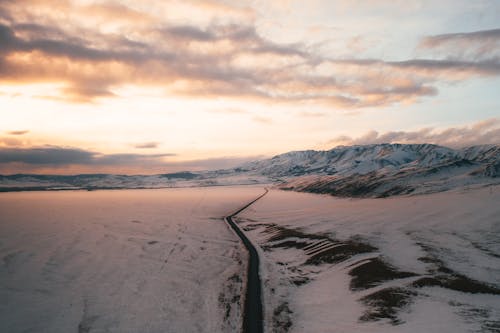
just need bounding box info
[329,118,500,148]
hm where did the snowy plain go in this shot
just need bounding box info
[238,185,500,333]
[0,186,264,333]
[1,184,499,332]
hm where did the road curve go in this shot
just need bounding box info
[225,188,268,333]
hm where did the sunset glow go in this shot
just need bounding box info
[1,0,499,174]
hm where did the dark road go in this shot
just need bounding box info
[225,189,268,333]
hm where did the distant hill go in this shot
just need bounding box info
[1,144,499,197]
[244,143,499,197]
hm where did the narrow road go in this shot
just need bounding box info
[225,188,268,333]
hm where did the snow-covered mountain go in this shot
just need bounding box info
[249,143,500,197]
[1,143,499,197]
[0,172,267,192]
[239,143,499,178]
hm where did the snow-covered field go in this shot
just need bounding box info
[2,184,499,332]
[0,186,263,333]
[238,185,500,332]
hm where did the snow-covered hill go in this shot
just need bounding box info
[1,144,499,197]
[0,172,268,192]
[240,143,499,177]
[238,186,500,332]
[240,143,500,197]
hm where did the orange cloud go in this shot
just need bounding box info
[0,1,499,107]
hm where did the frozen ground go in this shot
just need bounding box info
[2,184,499,332]
[238,185,500,333]
[0,186,264,333]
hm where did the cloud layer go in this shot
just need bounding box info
[134,142,160,149]
[419,28,500,61]
[0,145,259,174]
[329,118,500,148]
[0,146,174,165]
[1,118,498,174]
[0,0,498,107]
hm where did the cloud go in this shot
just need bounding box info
[0,131,30,147]
[0,137,24,147]
[0,24,133,62]
[328,118,500,148]
[161,25,216,41]
[0,146,174,166]
[0,144,262,174]
[94,153,173,166]
[79,2,152,24]
[419,28,500,61]
[421,28,500,46]
[0,147,94,165]
[0,1,499,107]
[7,130,29,135]
[134,142,160,149]
[388,59,500,76]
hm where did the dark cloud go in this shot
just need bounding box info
[7,130,29,135]
[12,23,69,40]
[94,153,173,166]
[0,146,175,166]
[420,28,500,51]
[0,23,155,63]
[162,25,215,41]
[0,147,94,165]
[0,145,262,174]
[388,59,500,75]
[418,28,500,63]
[0,23,15,49]
[363,84,438,97]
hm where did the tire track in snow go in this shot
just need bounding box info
[225,188,268,333]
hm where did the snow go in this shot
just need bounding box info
[2,144,499,198]
[1,180,500,332]
[238,185,500,332]
[0,186,264,333]
[242,143,468,177]
[0,173,271,191]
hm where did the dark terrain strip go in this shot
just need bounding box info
[225,188,268,333]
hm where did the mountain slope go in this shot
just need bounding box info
[254,144,500,197]
[240,143,498,177]
[1,144,499,197]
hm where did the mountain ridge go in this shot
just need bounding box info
[239,143,499,177]
[1,143,499,196]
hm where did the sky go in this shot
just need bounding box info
[0,0,499,174]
